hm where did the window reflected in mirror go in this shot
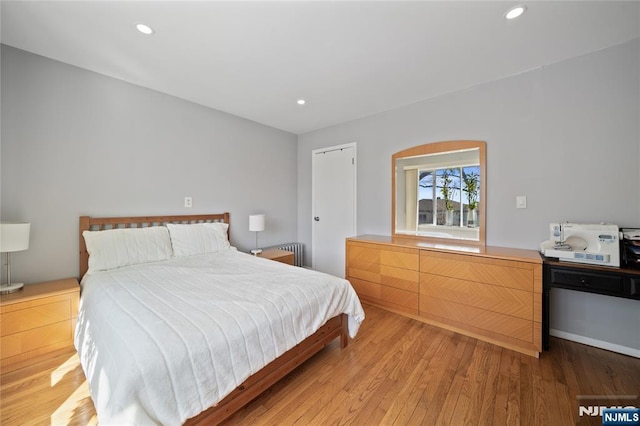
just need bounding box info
[393,141,486,244]
[416,165,480,228]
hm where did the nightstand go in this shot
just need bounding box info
[1,278,79,372]
[256,249,295,265]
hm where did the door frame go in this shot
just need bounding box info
[311,142,357,271]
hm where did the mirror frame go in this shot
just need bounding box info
[392,140,487,245]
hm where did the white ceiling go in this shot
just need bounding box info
[1,1,639,134]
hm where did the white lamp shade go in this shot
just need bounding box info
[0,223,31,252]
[249,214,265,232]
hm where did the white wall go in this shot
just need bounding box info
[298,39,640,353]
[1,45,298,284]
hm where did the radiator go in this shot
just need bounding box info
[264,242,304,267]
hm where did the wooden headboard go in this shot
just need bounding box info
[79,213,230,279]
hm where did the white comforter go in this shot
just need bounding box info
[75,249,365,425]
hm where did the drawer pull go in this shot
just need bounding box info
[580,278,590,287]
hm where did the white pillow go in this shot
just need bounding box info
[166,222,230,257]
[83,226,173,273]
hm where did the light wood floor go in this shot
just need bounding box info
[1,304,638,425]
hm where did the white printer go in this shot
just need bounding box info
[540,223,620,267]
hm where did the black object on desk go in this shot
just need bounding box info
[542,256,640,350]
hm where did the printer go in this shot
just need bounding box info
[540,223,620,267]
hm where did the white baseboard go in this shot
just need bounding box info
[550,329,640,358]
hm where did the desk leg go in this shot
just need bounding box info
[543,286,550,351]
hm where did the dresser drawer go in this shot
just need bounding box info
[549,269,624,296]
[348,244,419,267]
[1,299,72,336]
[420,251,534,291]
[421,298,533,343]
[380,265,419,292]
[349,277,381,300]
[380,286,418,315]
[348,244,380,268]
[380,249,419,271]
[1,320,72,359]
[420,273,533,320]
[348,267,381,284]
[348,276,418,314]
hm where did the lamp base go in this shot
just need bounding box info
[250,249,263,255]
[1,282,24,295]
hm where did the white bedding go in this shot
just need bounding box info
[74,249,365,425]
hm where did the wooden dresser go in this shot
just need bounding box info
[346,235,543,357]
[1,278,79,372]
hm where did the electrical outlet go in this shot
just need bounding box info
[184,197,192,208]
[516,196,527,209]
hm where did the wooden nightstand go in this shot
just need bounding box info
[1,278,79,372]
[256,249,295,265]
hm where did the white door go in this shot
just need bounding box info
[312,143,356,277]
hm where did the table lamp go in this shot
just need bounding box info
[1,222,31,294]
[249,214,265,255]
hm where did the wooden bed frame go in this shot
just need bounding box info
[78,213,349,425]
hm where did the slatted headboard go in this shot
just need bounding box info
[79,213,230,279]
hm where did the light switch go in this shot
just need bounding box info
[516,196,527,209]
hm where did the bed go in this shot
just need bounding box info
[75,213,365,425]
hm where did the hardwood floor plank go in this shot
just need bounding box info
[537,374,559,425]
[311,317,433,424]
[505,349,522,425]
[434,373,465,425]
[386,332,451,425]
[348,321,439,425]
[518,354,534,424]
[465,342,491,425]
[404,340,456,425]
[491,347,514,424]
[553,381,574,426]
[391,336,452,424]
[0,351,97,426]
[243,307,411,425]
[477,344,502,425]
[2,303,638,426]
[492,372,510,425]
[447,374,472,425]
[418,334,475,426]
[228,307,399,425]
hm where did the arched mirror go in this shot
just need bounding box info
[392,140,486,245]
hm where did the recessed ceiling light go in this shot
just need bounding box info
[135,23,155,35]
[505,5,526,20]
[297,99,306,106]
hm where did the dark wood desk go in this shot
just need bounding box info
[542,256,640,350]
